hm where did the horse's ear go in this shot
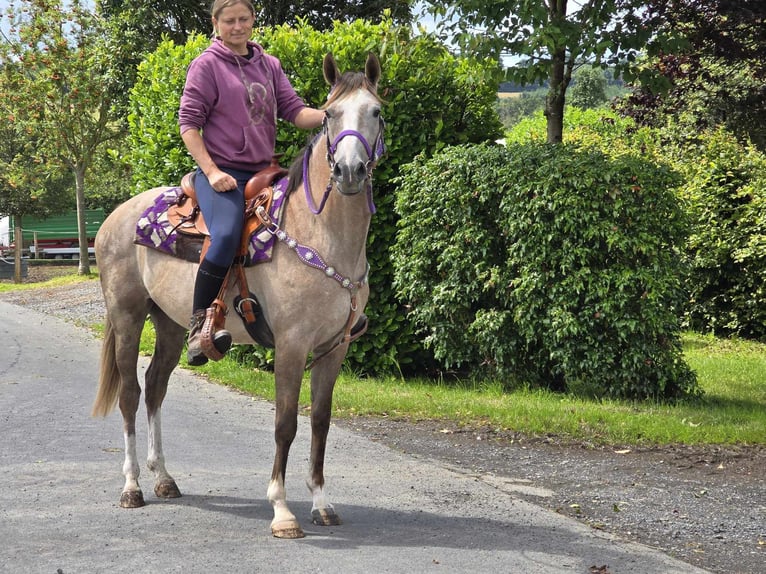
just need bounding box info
[323,52,340,87]
[365,52,381,89]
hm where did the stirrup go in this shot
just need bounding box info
[200,306,232,361]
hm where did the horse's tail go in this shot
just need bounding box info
[91,314,120,417]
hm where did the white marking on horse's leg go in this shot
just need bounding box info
[307,476,332,512]
[119,432,145,507]
[268,476,304,538]
[146,410,168,479]
[146,410,181,499]
[123,432,140,492]
[307,477,341,526]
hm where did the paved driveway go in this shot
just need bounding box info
[0,301,709,573]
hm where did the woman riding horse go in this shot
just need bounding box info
[179,0,325,365]
[93,51,384,538]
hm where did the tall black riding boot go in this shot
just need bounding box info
[187,259,232,366]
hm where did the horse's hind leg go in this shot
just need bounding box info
[110,307,151,508]
[144,306,186,500]
[307,348,347,527]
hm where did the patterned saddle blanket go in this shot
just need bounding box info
[134,177,290,265]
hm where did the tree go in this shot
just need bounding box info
[0,78,73,281]
[98,1,211,46]
[0,1,128,274]
[568,65,607,109]
[257,0,413,29]
[98,1,414,58]
[617,0,766,150]
[426,0,676,143]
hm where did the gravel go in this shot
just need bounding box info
[2,267,764,574]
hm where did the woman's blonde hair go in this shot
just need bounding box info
[211,0,255,35]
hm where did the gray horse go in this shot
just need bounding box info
[92,52,384,539]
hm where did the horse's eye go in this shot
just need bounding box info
[325,109,335,120]
[372,108,381,118]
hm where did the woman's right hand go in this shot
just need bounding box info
[207,168,238,192]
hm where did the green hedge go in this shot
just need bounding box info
[669,129,766,338]
[508,109,766,341]
[393,142,698,399]
[126,17,503,373]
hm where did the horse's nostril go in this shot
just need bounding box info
[355,162,367,180]
[333,163,343,179]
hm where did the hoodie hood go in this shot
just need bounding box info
[208,37,265,66]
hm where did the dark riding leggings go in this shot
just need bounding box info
[192,166,253,312]
[194,166,253,267]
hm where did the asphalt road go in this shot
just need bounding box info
[0,301,710,574]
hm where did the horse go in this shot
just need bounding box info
[91,52,384,539]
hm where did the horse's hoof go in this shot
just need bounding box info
[271,520,305,539]
[154,479,181,499]
[119,490,145,508]
[312,508,342,526]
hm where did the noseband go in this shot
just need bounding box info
[303,112,385,216]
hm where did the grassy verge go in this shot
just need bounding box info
[0,271,98,292]
[6,274,764,447]
[185,331,765,447]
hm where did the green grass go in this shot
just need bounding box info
[0,271,98,292]
[8,273,765,447]
[191,332,766,446]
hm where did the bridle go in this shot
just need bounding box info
[303,110,386,216]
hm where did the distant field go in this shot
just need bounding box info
[497,92,523,99]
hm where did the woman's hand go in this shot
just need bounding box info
[207,168,238,192]
[294,107,325,130]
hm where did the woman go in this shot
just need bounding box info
[178,0,325,365]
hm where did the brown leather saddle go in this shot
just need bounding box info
[168,157,288,350]
[168,156,288,261]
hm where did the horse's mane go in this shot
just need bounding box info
[285,70,381,196]
[286,145,307,195]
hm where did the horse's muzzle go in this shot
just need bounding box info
[332,160,368,195]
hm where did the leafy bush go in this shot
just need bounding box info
[127,34,208,191]
[509,109,766,341]
[393,142,699,399]
[665,129,766,339]
[126,17,503,373]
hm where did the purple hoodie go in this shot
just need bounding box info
[178,39,308,172]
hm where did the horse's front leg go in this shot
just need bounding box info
[268,351,305,539]
[307,349,346,527]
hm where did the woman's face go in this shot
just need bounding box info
[213,3,255,55]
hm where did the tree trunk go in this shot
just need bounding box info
[545,48,567,144]
[544,0,570,144]
[74,167,90,275]
[13,221,22,284]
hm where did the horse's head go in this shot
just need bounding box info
[321,52,384,197]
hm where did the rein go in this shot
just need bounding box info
[303,114,385,215]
